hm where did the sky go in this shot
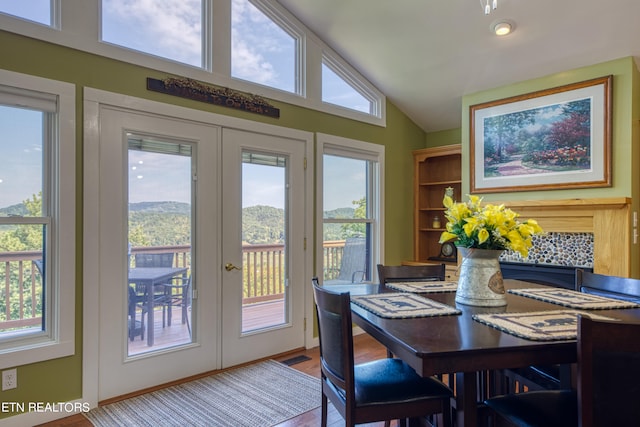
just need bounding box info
[0,106,43,209]
[0,0,366,211]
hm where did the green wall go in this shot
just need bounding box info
[432,57,640,276]
[461,57,639,203]
[425,127,462,148]
[0,30,424,418]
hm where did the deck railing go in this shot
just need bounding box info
[0,250,43,330]
[1,241,347,330]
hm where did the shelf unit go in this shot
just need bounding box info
[412,144,462,272]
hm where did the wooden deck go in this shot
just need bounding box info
[129,299,285,355]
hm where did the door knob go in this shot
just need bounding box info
[225,263,241,271]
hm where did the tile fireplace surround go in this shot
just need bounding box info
[498,198,632,277]
[501,232,594,268]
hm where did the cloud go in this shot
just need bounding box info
[102,0,202,65]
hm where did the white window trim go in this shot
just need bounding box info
[0,69,75,369]
[315,133,385,285]
[0,0,385,126]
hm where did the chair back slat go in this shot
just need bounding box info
[311,277,355,394]
[377,263,445,285]
[576,269,640,303]
[135,253,174,268]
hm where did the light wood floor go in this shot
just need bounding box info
[36,333,395,427]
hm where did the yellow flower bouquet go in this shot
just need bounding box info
[438,195,544,258]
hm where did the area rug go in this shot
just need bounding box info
[386,280,458,293]
[351,292,461,318]
[508,288,640,310]
[473,310,615,341]
[85,360,320,427]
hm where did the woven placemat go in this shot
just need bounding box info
[386,280,458,293]
[473,310,615,341]
[509,288,640,310]
[351,292,461,319]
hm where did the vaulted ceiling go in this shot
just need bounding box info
[278,0,640,132]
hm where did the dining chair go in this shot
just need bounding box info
[376,263,448,360]
[311,277,453,427]
[575,269,640,303]
[377,263,445,285]
[495,273,578,395]
[485,315,640,427]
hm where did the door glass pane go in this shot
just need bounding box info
[127,135,193,356]
[322,154,372,284]
[241,151,287,332]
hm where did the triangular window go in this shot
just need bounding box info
[322,55,374,115]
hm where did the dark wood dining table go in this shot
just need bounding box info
[129,267,188,346]
[346,279,640,427]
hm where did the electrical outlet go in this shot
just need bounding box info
[2,368,17,391]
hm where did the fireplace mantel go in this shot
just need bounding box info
[497,197,632,276]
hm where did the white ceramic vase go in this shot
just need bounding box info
[455,247,507,307]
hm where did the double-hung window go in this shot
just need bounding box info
[317,133,384,285]
[0,70,75,368]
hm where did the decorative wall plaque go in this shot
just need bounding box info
[147,77,280,118]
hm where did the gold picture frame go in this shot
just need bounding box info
[470,75,612,193]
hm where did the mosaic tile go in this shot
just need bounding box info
[500,232,593,268]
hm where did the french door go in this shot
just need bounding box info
[220,128,306,367]
[91,102,308,400]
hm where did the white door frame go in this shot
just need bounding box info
[83,87,314,407]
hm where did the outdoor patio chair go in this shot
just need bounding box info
[156,275,191,335]
[325,237,367,284]
[312,277,453,427]
[128,285,146,341]
[133,252,179,325]
[134,252,174,268]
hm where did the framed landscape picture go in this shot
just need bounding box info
[470,75,612,193]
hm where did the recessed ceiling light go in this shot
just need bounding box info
[492,20,514,36]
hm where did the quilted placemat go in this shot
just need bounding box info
[509,288,640,310]
[386,280,458,293]
[473,310,615,341]
[351,293,461,319]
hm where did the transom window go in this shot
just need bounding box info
[322,56,373,114]
[0,0,385,125]
[101,0,203,67]
[231,0,300,94]
[0,0,52,26]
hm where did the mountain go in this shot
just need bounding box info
[3,200,356,245]
[129,201,191,214]
[0,203,28,217]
